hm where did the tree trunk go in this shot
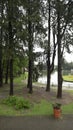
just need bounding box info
[57,2,62,98]
[27,0,33,93]
[28,57,33,93]
[0,59,3,87]
[0,0,3,87]
[0,37,3,87]
[46,0,51,92]
[8,21,14,95]
[27,30,33,93]
[50,25,56,73]
[9,58,13,95]
[5,59,9,84]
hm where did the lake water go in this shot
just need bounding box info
[38,71,73,89]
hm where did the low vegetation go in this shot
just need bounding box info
[0,96,73,116]
[1,96,31,110]
[0,74,73,116]
[63,75,73,82]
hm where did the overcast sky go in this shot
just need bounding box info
[35,46,73,65]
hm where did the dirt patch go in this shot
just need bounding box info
[1,84,73,105]
[16,86,73,105]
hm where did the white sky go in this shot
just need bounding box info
[64,52,73,63]
[54,52,73,65]
[36,47,73,65]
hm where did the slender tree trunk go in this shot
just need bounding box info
[0,58,3,87]
[8,21,14,95]
[50,26,56,73]
[9,58,13,95]
[8,0,14,95]
[57,2,62,98]
[27,0,33,93]
[0,34,3,87]
[28,55,33,93]
[46,0,51,92]
[5,59,9,84]
[0,0,3,87]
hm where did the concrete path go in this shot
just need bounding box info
[0,115,73,130]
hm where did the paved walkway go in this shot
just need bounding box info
[0,115,73,130]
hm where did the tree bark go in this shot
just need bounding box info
[9,58,13,95]
[8,21,14,95]
[50,26,56,73]
[0,0,3,87]
[0,58,3,87]
[5,59,9,84]
[46,0,51,92]
[57,1,62,98]
[27,0,33,93]
[28,55,33,93]
[0,36,3,87]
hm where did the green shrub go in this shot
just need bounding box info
[2,96,30,110]
[2,96,17,106]
[15,97,30,110]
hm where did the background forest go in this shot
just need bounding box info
[0,0,73,99]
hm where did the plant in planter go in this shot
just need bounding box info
[52,103,62,118]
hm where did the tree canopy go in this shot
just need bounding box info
[0,0,73,98]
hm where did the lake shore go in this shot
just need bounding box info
[38,72,73,88]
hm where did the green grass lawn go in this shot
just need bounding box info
[27,100,53,116]
[0,99,73,116]
[0,104,20,116]
[63,75,73,82]
[0,73,73,116]
[62,103,73,114]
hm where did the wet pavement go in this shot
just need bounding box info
[0,115,73,130]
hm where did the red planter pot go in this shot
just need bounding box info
[53,108,61,118]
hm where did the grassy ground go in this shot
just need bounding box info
[63,75,73,82]
[0,99,73,116]
[0,74,73,116]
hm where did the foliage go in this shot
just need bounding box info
[15,97,30,110]
[52,103,61,109]
[0,0,73,97]
[14,73,28,84]
[62,59,73,71]
[32,65,41,82]
[2,96,17,106]
[1,98,73,116]
[2,96,31,110]
[13,56,28,77]
[0,99,52,116]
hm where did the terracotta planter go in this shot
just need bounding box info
[53,108,61,118]
[52,103,62,118]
